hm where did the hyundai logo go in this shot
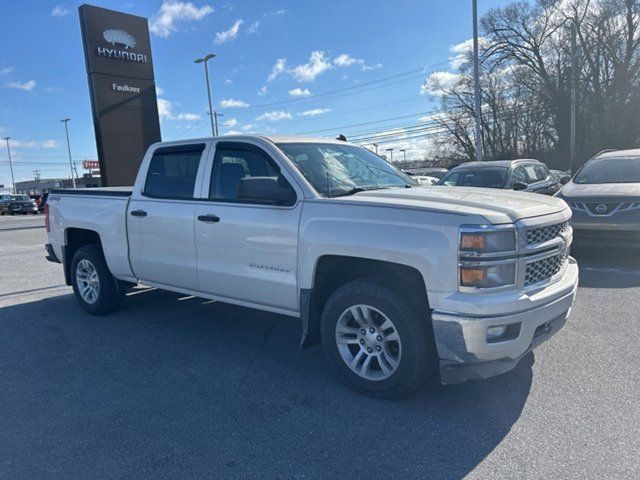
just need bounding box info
[103,29,136,49]
[595,203,607,213]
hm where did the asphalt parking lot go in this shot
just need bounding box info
[1,214,639,479]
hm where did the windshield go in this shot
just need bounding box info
[277,142,417,197]
[438,167,509,188]
[9,195,30,201]
[574,157,640,184]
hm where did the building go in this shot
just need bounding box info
[15,174,101,195]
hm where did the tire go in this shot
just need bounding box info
[320,279,437,398]
[70,244,125,315]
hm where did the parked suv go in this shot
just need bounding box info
[0,194,39,215]
[438,159,567,195]
[556,149,640,246]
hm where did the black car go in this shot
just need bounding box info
[405,167,449,179]
[0,194,39,215]
[437,159,569,195]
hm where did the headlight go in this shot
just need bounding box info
[460,262,516,288]
[460,228,515,253]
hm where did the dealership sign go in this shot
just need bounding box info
[79,4,161,187]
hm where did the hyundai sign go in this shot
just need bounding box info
[79,4,161,186]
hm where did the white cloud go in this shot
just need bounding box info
[256,110,291,122]
[0,66,14,75]
[51,5,70,17]
[300,108,330,117]
[257,85,269,96]
[449,37,486,69]
[333,53,382,71]
[42,140,59,148]
[291,50,333,82]
[157,97,201,121]
[267,58,286,82]
[333,53,359,67]
[214,19,243,44]
[155,86,165,96]
[241,123,254,131]
[289,87,311,97]
[224,78,233,84]
[247,21,260,34]
[220,98,250,108]
[226,117,238,127]
[6,80,36,92]
[265,9,286,16]
[176,112,201,121]
[45,86,63,92]
[150,1,214,38]
[157,98,173,119]
[421,71,461,95]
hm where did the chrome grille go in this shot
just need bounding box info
[525,252,567,286]
[526,221,569,245]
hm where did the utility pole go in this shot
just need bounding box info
[400,148,406,163]
[194,53,218,136]
[3,137,16,194]
[386,148,394,162]
[570,22,577,173]
[472,0,483,161]
[60,118,76,188]
[372,143,378,154]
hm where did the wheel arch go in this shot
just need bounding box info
[300,255,430,348]
[62,228,102,285]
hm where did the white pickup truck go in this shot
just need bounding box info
[45,135,578,397]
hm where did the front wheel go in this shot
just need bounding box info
[321,280,437,398]
[71,244,124,315]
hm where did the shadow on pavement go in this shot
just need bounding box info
[0,289,533,479]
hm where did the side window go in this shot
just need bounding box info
[209,143,293,204]
[535,165,549,181]
[523,165,541,183]
[511,166,527,185]
[143,144,205,199]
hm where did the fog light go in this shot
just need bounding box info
[486,325,508,340]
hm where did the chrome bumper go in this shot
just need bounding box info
[432,258,578,384]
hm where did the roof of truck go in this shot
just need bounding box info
[159,134,353,146]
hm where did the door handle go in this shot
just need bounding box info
[130,209,147,217]
[197,214,220,223]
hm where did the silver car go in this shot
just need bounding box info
[556,149,640,246]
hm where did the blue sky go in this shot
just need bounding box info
[0,0,509,186]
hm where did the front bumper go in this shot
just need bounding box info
[432,258,578,384]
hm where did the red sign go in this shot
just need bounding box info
[83,160,100,169]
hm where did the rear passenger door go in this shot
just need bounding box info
[522,163,549,194]
[127,143,209,290]
[194,141,302,312]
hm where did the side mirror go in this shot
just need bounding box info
[559,175,571,185]
[512,182,528,191]
[237,176,296,205]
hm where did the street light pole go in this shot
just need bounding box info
[472,0,483,161]
[60,118,76,188]
[400,148,406,163]
[372,143,378,154]
[194,53,217,137]
[386,148,394,162]
[3,137,16,194]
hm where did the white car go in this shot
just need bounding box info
[45,135,578,397]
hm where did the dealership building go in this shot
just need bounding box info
[14,174,101,195]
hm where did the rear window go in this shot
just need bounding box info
[143,144,205,199]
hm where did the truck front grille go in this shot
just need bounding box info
[526,221,569,245]
[525,251,567,286]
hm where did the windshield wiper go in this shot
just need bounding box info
[329,185,389,198]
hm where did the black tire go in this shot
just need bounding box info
[70,244,125,315]
[320,279,437,398]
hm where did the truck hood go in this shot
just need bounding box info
[560,181,640,198]
[338,186,567,224]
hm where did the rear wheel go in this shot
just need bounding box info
[321,279,436,398]
[71,244,124,315]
